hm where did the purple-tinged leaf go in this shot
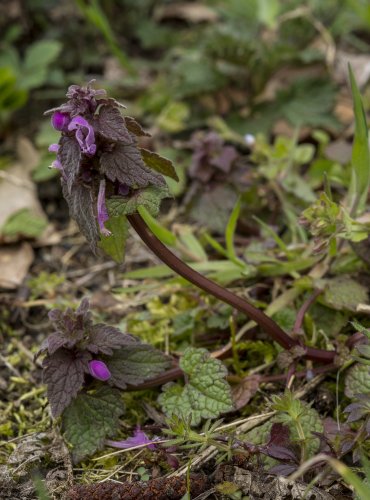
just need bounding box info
[43,348,92,417]
[100,142,165,189]
[266,423,291,448]
[47,298,92,347]
[86,325,138,355]
[106,344,171,389]
[344,402,366,422]
[94,105,132,144]
[46,332,70,355]
[261,444,298,462]
[77,297,90,316]
[58,136,81,193]
[106,427,157,450]
[125,116,151,137]
[62,180,99,251]
[268,464,298,476]
[140,148,179,181]
[210,146,238,172]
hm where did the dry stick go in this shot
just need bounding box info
[127,213,336,389]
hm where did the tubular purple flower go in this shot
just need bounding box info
[88,360,111,381]
[68,116,96,155]
[48,143,60,153]
[51,159,63,171]
[97,179,111,236]
[106,427,157,450]
[51,112,71,132]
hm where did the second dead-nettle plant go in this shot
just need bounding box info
[44,81,336,369]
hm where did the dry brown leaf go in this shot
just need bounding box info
[324,139,352,164]
[0,137,49,241]
[0,242,34,289]
[232,375,261,411]
[335,50,370,88]
[154,3,218,23]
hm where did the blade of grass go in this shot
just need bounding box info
[225,196,244,266]
[138,206,177,246]
[348,64,370,216]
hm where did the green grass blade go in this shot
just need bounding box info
[225,196,242,263]
[138,205,177,247]
[348,64,370,216]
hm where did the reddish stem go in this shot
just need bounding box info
[292,288,323,337]
[127,213,336,365]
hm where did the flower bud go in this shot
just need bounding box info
[88,360,111,381]
[51,111,71,131]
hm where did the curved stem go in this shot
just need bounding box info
[127,213,336,364]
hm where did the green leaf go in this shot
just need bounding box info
[21,40,62,89]
[156,101,190,132]
[348,65,370,216]
[319,276,368,312]
[107,186,169,218]
[62,386,125,463]
[1,208,47,238]
[345,363,370,399]
[285,404,323,456]
[158,347,233,426]
[140,148,179,181]
[240,78,338,135]
[0,67,27,117]
[106,344,171,389]
[98,215,128,263]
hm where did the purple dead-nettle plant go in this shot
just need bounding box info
[36,298,171,419]
[45,81,177,255]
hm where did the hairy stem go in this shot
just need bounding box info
[127,213,336,365]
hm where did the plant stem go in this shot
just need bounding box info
[127,213,336,364]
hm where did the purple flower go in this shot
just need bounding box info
[88,360,111,381]
[106,427,157,450]
[51,159,63,171]
[48,143,60,153]
[97,179,111,236]
[68,116,96,155]
[51,112,71,132]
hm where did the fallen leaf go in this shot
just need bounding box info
[335,51,370,88]
[154,3,218,23]
[0,243,34,289]
[232,375,261,410]
[325,139,352,164]
[0,138,48,241]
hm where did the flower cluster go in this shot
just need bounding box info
[45,81,169,250]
